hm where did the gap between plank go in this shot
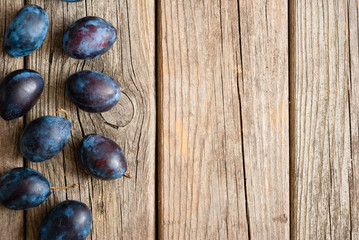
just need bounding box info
[288,0,296,239]
[155,0,162,239]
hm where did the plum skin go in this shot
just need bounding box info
[66,70,121,113]
[4,5,49,58]
[20,116,72,162]
[0,168,52,210]
[80,134,127,180]
[63,16,117,60]
[38,200,92,240]
[0,69,44,120]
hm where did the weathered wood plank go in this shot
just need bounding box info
[157,0,248,238]
[158,0,289,239]
[238,0,289,239]
[0,2,25,240]
[24,0,155,239]
[348,0,359,238]
[290,0,353,239]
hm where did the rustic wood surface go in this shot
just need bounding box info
[0,0,155,239]
[238,0,289,238]
[290,0,358,239]
[25,0,156,239]
[0,0,358,239]
[157,0,249,239]
[348,1,359,238]
[157,0,288,239]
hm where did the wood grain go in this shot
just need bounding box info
[157,0,288,239]
[0,1,25,240]
[348,0,359,238]
[2,0,357,239]
[290,0,354,239]
[238,0,289,239]
[23,0,155,240]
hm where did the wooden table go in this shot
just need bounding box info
[0,0,357,239]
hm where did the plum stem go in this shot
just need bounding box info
[56,108,69,119]
[50,184,79,190]
[123,173,132,178]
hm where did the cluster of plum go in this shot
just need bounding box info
[0,3,128,240]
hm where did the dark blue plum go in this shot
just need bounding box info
[4,5,49,58]
[0,69,44,120]
[66,71,121,113]
[0,168,51,210]
[20,116,72,162]
[80,134,128,180]
[63,16,117,60]
[38,200,92,240]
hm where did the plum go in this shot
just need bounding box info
[4,5,49,57]
[66,71,121,113]
[63,16,117,60]
[0,168,77,210]
[0,69,44,120]
[20,111,72,162]
[38,200,92,240]
[80,134,130,180]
